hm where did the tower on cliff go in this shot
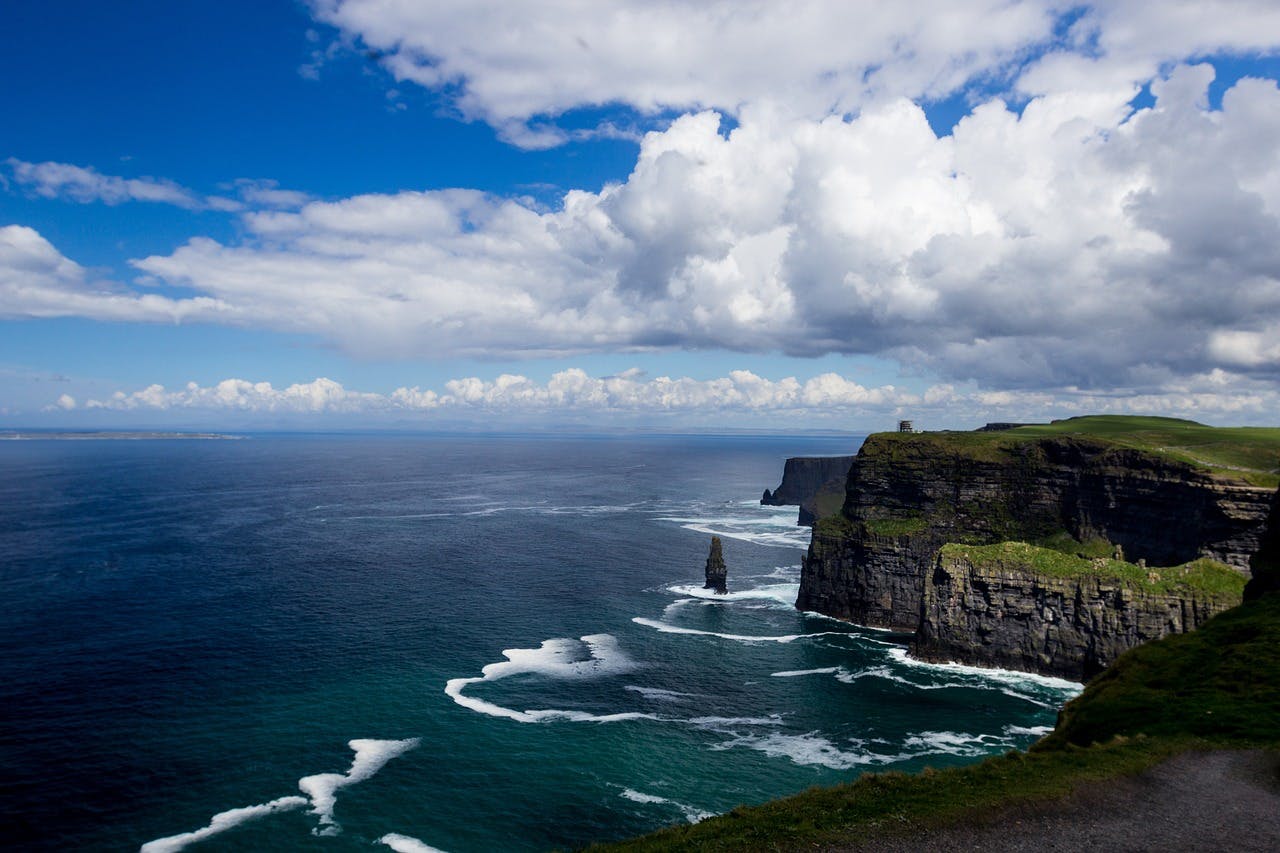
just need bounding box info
[704,536,727,594]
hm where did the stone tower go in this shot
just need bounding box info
[704,536,727,594]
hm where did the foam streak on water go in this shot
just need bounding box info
[379,833,452,852]
[138,797,309,853]
[443,635,659,724]
[298,738,422,836]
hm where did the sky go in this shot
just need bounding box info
[3,0,1280,431]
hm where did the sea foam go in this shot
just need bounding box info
[666,582,800,608]
[139,796,308,853]
[298,738,421,836]
[885,647,1083,693]
[378,832,451,852]
[632,617,840,644]
[444,634,658,724]
[619,789,715,824]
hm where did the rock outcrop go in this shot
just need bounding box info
[912,544,1242,680]
[798,432,1272,632]
[793,421,1276,677]
[704,536,727,594]
[761,455,855,525]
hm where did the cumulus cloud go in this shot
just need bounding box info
[308,1,1280,143]
[6,5,1280,404]
[78,368,1280,427]
[0,225,232,321]
[108,68,1280,391]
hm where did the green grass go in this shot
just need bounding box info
[1008,416,1280,487]
[590,594,1280,851]
[1043,592,1280,748]
[1035,530,1117,559]
[870,415,1280,488]
[938,541,1246,598]
[588,737,1214,852]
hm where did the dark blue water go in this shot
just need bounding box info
[0,434,1079,852]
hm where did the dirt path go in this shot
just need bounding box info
[827,750,1280,853]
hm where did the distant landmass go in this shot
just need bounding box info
[0,431,244,440]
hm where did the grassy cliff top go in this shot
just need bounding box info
[938,541,1247,599]
[869,415,1280,488]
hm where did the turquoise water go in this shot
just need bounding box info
[0,434,1080,851]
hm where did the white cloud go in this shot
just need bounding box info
[0,225,233,321]
[76,368,1280,427]
[94,68,1276,392]
[5,158,239,211]
[5,160,316,213]
[308,1,1280,144]
[6,5,1280,405]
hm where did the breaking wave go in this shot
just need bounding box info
[443,634,658,724]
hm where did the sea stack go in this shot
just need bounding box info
[704,536,727,594]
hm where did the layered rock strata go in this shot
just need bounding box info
[704,536,727,594]
[913,545,1242,680]
[798,433,1273,633]
[761,455,855,525]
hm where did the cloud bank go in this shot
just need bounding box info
[71,368,1280,427]
[309,1,1280,145]
[4,3,1280,409]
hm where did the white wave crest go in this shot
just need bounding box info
[619,789,715,824]
[902,730,1000,757]
[444,634,658,724]
[688,715,785,728]
[710,732,905,770]
[378,832,451,853]
[666,582,799,608]
[770,667,843,678]
[139,796,309,853]
[885,648,1084,692]
[298,738,421,836]
[625,685,695,702]
[632,617,841,644]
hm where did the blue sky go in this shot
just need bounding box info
[3,1,1280,430]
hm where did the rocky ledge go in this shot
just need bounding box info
[913,543,1243,680]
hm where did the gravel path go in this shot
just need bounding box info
[827,750,1280,853]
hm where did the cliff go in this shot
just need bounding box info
[761,455,855,525]
[796,416,1279,673]
[913,543,1244,680]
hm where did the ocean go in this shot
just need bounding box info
[0,433,1080,852]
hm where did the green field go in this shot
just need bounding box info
[938,541,1246,598]
[870,416,1280,488]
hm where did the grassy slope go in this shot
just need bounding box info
[872,415,1280,488]
[938,541,1246,598]
[589,593,1280,852]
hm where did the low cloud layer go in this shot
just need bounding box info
[68,368,1280,427]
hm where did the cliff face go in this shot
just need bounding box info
[1245,489,1280,601]
[761,455,855,525]
[913,547,1241,680]
[797,433,1272,633]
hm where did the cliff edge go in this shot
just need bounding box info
[762,455,856,525]
[797,416,1279,675]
